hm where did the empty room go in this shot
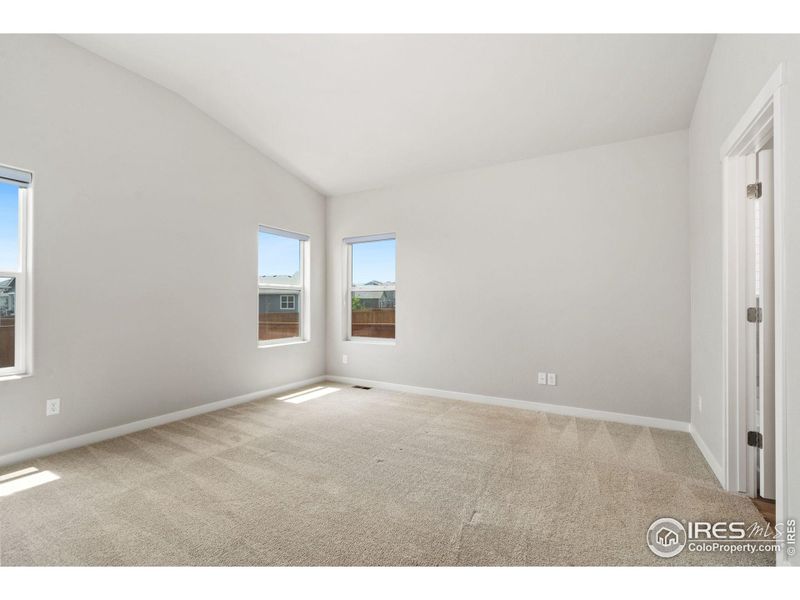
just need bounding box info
[2,6,800,589]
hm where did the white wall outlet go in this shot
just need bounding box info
[698,395,703,413]
[547,373,557,386]
[537,372,547,385]
[342,354,348,365]
[46,398,61,416]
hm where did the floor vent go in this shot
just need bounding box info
[353,385,372,390]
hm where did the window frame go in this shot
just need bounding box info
[279,294,296,311]
[0,164,32,379]
[344,233,396,343]
[257,225,310,347]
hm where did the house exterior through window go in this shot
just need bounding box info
[258,226,309,345]
[280,294,296,310]
[0,164,32,377]
[345,234,396,340]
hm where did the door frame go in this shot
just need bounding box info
[720,63,787,546]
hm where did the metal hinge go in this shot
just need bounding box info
[747,431,763,449]
[747,307,763,323]
[747,182,762,199]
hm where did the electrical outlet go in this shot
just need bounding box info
[698,395,703,413]
[537,372,547,385]
[342,354,348,365]
[46,398,60,416]
[547,373,557,386]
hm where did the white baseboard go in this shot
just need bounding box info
[1,373,704,473]
[689,425,726,488]
[0,375,326,468]
[326,374,691,433]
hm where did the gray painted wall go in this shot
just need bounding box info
[0,35,326,457]
[12,36,795,539]
[688,35,800,564]
[327,130,691,422]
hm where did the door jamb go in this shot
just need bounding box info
[720,63,787,563]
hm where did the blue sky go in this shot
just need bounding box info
[258,231,300,278]
[258,232,395,284]
[0,182,19,271]
[352,239,395,285]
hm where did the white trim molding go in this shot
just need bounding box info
[257,224,311,347]
[690,425,726,488]
[343,233,397,342]
[0,375,326,468]
[720,63,786,160]
[720,63,787,499]
[718,63,788,567]
[326,375,691,433]
[0,163,33,379]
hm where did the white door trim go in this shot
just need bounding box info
[720,63,787,563]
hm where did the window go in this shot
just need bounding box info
[345,234,396,340]
[280,295,296,310]
[0,164,31,377]
[258,226,309,345]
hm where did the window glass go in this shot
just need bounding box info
[349,238,396,339]
[258,231,300,286]
[0,277,15,368]
[0,166,29,376]
[258,228,306,344]
[259,290,301,341]
[0,182,19,271]
[351,238,395,287]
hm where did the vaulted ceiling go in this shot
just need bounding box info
[65,34,715,196]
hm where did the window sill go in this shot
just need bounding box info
[258,339,309,349]
[346,338,396,346]
[0,372,32,383]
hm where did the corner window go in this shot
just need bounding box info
[258,226,309,345]
[0,164,32,377]
[345,234,396,340]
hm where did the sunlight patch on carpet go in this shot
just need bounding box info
[277,386,341,404]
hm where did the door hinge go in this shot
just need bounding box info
[747,182,762,199]
[747,307,763,323]
[747,430,763,449]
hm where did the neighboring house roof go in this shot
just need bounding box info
[0,279,14,291]
[259,274,300,287]
[353,280,395,287]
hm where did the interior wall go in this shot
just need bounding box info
[327,130,691,423]
[688,34,800,565]
[0,35,326,458]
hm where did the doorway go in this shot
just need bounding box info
[745,148,775,506]
[721,64,786,561]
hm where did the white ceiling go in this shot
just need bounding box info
[64,34,715,196]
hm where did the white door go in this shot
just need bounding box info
[745,148,775,500]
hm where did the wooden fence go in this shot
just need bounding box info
[352,308,395,339]
[259,312,300,340]
[0,317,13,368]
[257,309,396,340]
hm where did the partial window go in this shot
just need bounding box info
[280,295,296,311]
[258,226,308,345]
[0,165,31,377]
[346,234,396,340]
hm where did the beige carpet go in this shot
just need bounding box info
[0,383,773,566]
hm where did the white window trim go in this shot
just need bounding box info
[0,165,33,380]
[258,225,310,348]
[344,233,396,342]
